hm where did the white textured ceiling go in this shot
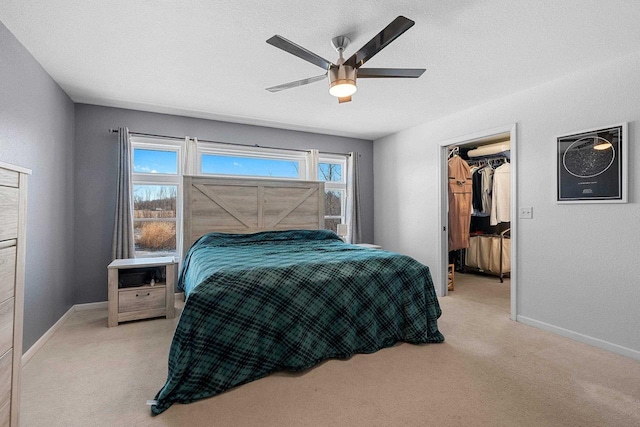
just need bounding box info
[2,0,640,140]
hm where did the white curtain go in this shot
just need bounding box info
[346,152,362,243]
[307,149,319,180]
[184,136,198,175]
[111,127,135,259]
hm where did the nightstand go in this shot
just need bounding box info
[107,257,177,327]
[354,243,382,249]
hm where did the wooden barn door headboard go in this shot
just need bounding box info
[183,176,325,252]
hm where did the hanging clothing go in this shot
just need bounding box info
[490,162,510,226]
[471,166,483,211]
[471,165,492,217]
[448,156,473,250]
[480,166,494,215]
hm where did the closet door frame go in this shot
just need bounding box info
[437,123,518,321]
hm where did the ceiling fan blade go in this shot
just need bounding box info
[345,16,415,69]
[266,74,327,92]
[357,68,425,78]
[338,96,352,104]
[267,35,334,70]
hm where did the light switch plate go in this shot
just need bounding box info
[519,207,533,219]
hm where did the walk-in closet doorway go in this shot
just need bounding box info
[438,124,518,320]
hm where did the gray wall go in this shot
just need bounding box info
[74,104,374,304]
[0,21,76,351]
[374,51,640,359]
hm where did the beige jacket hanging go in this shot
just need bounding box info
[448,156,472,251]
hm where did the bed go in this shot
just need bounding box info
[151,177,444,415]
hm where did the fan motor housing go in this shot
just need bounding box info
[328,64,357,92]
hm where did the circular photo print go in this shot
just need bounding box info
[562,136,615,178]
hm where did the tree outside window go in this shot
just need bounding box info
[318,159,346,234]
[133,184,178,256]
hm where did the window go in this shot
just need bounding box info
[198,144,307,179]
[318,155,347,234]
[201,155,300,178]
[133,149,178,174]
[131,140,182,258]
[128,137,351,256]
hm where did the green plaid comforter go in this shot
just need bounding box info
[152,230,444,415]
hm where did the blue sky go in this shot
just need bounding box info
[201,155,298,178]
[133,149,177,174]
[133,149,299,178]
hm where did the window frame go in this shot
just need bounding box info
[130,137,184,258]
[317,154,348,233]
[197,143,308,179]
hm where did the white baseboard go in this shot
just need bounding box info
[74,301,108,311]
[22,300,108,367]
[517,315,640,361]
[22,305,75,367]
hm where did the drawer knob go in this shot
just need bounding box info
[136,292,151,297]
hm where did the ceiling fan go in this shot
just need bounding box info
[266,16,425,103]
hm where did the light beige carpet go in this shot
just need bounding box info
[21,274,640,426]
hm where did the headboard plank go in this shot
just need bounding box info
[194,184,255,228]
[266,187,318,229]
[183,176,325,255]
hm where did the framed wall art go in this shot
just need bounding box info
[557,123,627,203]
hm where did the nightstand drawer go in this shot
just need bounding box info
[118,287,165,313]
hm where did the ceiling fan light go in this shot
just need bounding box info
[329,79,357,97]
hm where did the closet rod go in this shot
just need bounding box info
[108,129,352,157]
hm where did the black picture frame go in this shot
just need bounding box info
[557,123,627,203]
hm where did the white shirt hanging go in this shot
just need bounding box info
[490,163,510,226]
